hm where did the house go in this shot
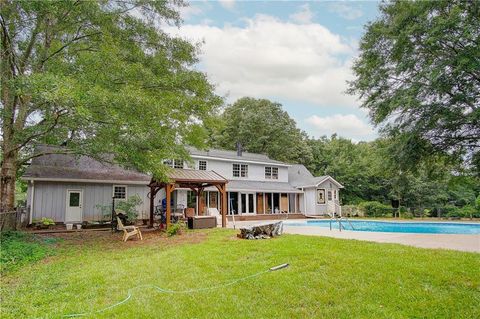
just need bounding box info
[22,145,343,224]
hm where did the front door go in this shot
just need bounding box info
[240,193,256,214]
[66,190,83,222]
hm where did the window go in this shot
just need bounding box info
[113,185,127,199]
[164,159,184,169]
[198,160,207,171]
[334,189,337,200]
[265,167,278,180]
[327,190,332,201]
[233,163,248,177]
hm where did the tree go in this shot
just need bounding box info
[348,0,480,168]
[211,97,312,164]
[0,1,221,211]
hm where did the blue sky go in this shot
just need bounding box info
[169,1,382,141]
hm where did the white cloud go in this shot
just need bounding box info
[328,3,363,20]
[289,4,314,24]
[178,3,203,20]
[165,14,358,107]
[305,114,375,140]
[218,0,236,10]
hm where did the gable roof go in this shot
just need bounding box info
[288,164,344,188]
[186,146,289,166]
[22,145,151,184]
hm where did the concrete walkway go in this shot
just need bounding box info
[228,220,480,253]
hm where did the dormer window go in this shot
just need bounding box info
[198,160,207,171]
[233,163,248,177]
[265,167,278,180]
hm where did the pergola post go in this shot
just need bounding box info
[166,183,174,229]
[149,186,155,228]
[215,184,227,228]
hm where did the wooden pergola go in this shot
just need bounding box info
[148,169,228,229]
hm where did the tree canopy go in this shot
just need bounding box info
[0,0,221,210]
[210,97,312,164]
[348,0,480,168]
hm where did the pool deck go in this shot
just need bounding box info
[228,219,480,253]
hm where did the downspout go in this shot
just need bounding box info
[29,180,35,225]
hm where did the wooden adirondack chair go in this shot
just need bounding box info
[116,216,143,242]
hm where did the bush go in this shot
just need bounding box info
[358,201,393,217]
[342,205,363,217]
[403,212,414,219]
[0,231,57,273]
[166,222,185,237]
[96,195,143,223]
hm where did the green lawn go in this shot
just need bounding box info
[1,229,479,318]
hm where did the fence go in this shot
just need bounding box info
[0,207,27,231]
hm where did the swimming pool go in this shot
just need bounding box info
[285,220,480,234]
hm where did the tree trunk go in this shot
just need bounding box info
[0,153,17,212]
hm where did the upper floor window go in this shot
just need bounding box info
[265,167,278,180]
[164,159,184,169]
[233,163,248,177]
[198,160,207,171]
[113,185,127,199]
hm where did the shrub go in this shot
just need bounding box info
[116,195,143,222]
[358,201,392,217]
[342,205,363,217]
[0,231,57,273]
[166,222,185,237]
[96,195,143,223]
[403,212,414,219]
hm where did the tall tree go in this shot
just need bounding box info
[348,0,480,169]
[0,1,221,211]
[211,97,312,164]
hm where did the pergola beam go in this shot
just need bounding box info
[148,171,228,230]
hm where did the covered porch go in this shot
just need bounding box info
[148,169,228,229]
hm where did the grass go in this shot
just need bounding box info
[0,231,58,273]
[1,229,479,318]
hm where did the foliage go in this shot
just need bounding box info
[166,221,185,237]
[348,0,480,169]
[116,195,143,222]
[1,230,479,318]
[358,201,393,217]
[39,218,55,226]
[210,97,312,164]
[0,231,56,273]
[96,195,143,222]
[1,0,221,211]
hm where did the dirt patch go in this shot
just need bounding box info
[37,229,209,251]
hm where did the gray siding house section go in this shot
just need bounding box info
[28,182,151,222]
[23,145,344,223]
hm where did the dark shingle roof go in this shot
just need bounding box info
[23,145,151,183]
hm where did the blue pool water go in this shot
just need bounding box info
[285,220,480,234]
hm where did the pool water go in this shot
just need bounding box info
[285,220,480,234]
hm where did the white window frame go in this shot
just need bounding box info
[113,185,127,200]
[164,159,184,169]
[265,166,278,180]
[198,160,207,171]
[233,163,248,178]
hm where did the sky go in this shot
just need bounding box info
[166,0,382,141]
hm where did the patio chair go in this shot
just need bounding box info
[116,216,143,242]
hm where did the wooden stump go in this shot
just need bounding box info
[238,221,283,239]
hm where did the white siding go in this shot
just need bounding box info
[191,158,289,182]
